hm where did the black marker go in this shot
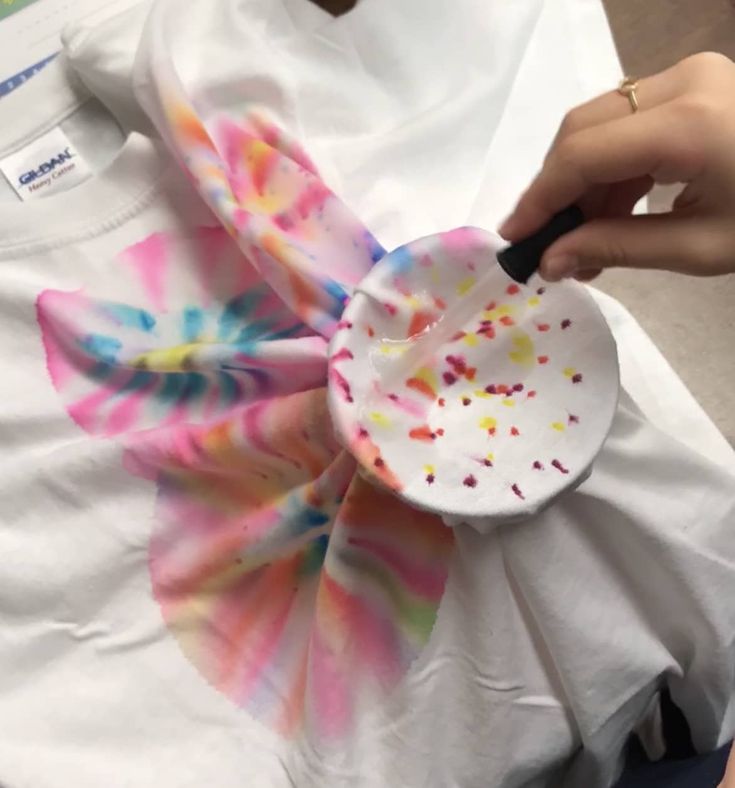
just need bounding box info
[496,205,584,284]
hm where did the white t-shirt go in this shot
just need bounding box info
[0,3,733,788]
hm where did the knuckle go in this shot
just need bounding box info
[558,109,582,139]
[554,135,583,169]
[680,51,733,79]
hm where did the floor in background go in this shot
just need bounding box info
[311,0,735,446]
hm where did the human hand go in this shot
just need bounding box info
[498,52,735,281]
[720,743,735,788]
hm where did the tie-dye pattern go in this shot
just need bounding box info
[37,222,454,738]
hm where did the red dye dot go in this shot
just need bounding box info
[511,483,525,500]
[465,367,477,381]
[346,396,354,403]
[485,301,497,311]
[434,296,447,310]
[436,428,445,436]
[485,384,497,394]
[497,384,509,394]
[463,475,477,488]
[513,383,524,392]
[551,459,569,475]
[537,287,546,295]
[384,303,398,316]
[443,372,458,386]
[510,426,520,436]
[374,457,385,468]
[504,390,514,398]
[426,474,435,485]
[500,315,515,327]
[527,390,537,398]
[561,319,572,329]
[481,319,494,326]
[358,427,369,438]
[331,348,354,362]
[483,459,493,467]
[537,323,550,332]
[507,283,520,295]
[388,393,399,401]
[532,461,544,470]
[438,398,446,407]
[487,428,496,436]
[538,355,549,364]
[367,325,375,337]
[446,354,458,365]
[451,331,466,342]
[568,414,579,424]
[462,397,472,406]
[572,373,583,384]
[337,320,353,330]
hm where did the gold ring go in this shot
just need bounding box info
[618,76,640,113]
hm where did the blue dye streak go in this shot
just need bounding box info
[102,303,156,332]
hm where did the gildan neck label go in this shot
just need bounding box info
[0,126,92,201]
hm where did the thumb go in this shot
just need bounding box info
[538,214,728,280]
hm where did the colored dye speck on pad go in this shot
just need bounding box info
[326,226,619,532]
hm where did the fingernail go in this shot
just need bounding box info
[541,255,577,282]
[497,215,516,238]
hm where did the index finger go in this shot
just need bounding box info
[499,104,704,241]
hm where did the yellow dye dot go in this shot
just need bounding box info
[463,333,478,347]
[479,416,497,430]
[474,389,492,399]
[456,276,476,296]
[430,268,441,284]
[405,295,421,309]
[528,296,540,307]
[423,464,435,475]
[563,367,576,378]
[508,330,535,366]
[502,398,515,407]
[369,412,392,427]
[551,422,565,431]
[486,452,495,462]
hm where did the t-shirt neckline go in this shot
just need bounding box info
[0,55,168,255]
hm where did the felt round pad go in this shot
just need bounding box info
[327,227,619,529]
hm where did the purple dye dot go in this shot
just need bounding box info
[511,483,525,500]
[463,475,477,488]
[388,393,399,401]
[462,397,471,406]
[485,384,497,394]
[513,383,524,392]
[374,457,385,468]
[532,461,544,470]
[571,373,583,384]
[358,427,369,438]
[561,319,572,330]
[551,459,569,475]
[426,474,435,485]
[443,372,458,386]
[537,287,546,295]
[483,459,493,467]
[568,414,579,424]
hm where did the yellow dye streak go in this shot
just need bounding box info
[502,398,515,407]
[134,343,201,371]
[474,389,492,399]
[369,412,392,427]
[551,422,565,432]
[456,276,476,296]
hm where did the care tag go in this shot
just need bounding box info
[0,126,92,201]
